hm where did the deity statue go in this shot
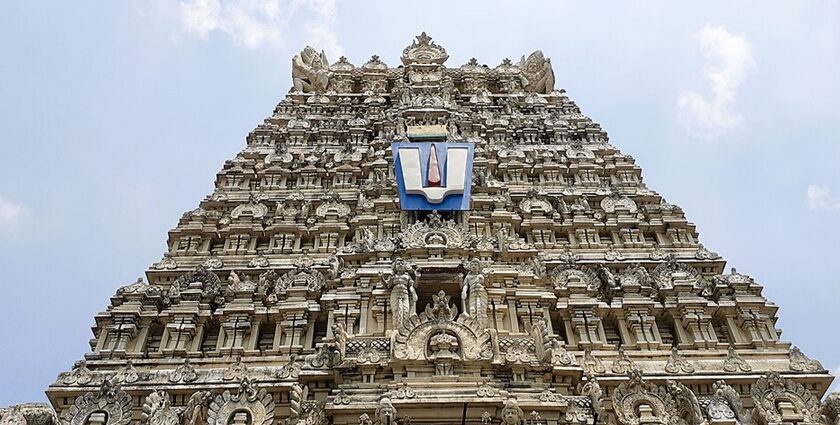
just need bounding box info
[459,259,489,328]
[500,397,526,425]
[292,46,331,93]
[374,395,397,425]
[518,50,555,94]
[379,258,419,330]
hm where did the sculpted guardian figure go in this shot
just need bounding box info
[379,258,419,330]
[519,50,555,94]
[460,259,489,328]
[500,397,525,425]
[374,396,397,425]
[292,46,330,93]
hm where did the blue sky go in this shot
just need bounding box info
[0,1,838,405]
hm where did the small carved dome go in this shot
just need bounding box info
[401,32,449,65]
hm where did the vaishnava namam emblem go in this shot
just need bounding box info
[392,142,474,211]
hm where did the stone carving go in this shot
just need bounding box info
[789,346,823,372]
[651,257,704,290]
[694,244,720,260]
[401,32,448,66]
[519,188,554,215]
[183,391,213,425]
[276,355,302,378]
[723,346,752,373]
[62,360,94,385]
[582,350,606,374]
[315,192,351,218]
[611,348,638,374]
[63,379,132,425]
[706,380,745,425]
[273,257,327,294]
[292,46,330,93]
[601,194,637,214]
[579,377,604,421]
[823,392,840,425]
[168,359,198,383]
[379,258,419,330]
[393,290,492,361]
[169,265,223,303]
[665,347,695,374]
[612,370,683,425]
[0,404,57,425]
[459,259,489,328]
[531,318,575,366]
[208,378,275,425]
[476,384,497,398]
[231,202,268,219]
[750,372,822,425]
[519,51,555,94]
[500,397,526,425]
[665,380,705,425]
[551,264,599,290]
[374,396,397,425]
[222,356,249,381]
[391,382,416,400]
[399,211,474,249]
[288,384,303,425]
[142,390,179,425]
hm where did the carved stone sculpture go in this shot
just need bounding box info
[292,46,330,93]
[141,390,179,425]
[518,50,555,94]
[62,379,132,425]
[500,397,525,425]
[459,259,489,328]
[379,258,419,330]
[208,379,275,425]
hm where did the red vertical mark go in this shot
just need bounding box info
[427,144,442,187]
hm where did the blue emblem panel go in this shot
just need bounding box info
[392,142,475,211]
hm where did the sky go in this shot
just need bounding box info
[0,0,838,406]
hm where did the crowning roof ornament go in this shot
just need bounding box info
[401,32,449,65]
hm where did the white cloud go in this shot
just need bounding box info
[807,184,840,211]
[0,195,24,232]
[677,25,754,139]
[169,0,343,58]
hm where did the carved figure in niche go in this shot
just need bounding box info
[500,397,525,425]
[379,258,420,330]
[292,46,330,93]
[374,396,397,425]
[519,50,555,94]
[459,259,489,328]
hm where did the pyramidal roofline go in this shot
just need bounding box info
[3,33,834,425]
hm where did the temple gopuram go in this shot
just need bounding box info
[3,33,838,425]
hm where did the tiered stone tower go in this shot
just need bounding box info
[4,33,837,425]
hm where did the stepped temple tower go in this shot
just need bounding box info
[4,33,838,425]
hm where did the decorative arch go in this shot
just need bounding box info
[393,291,492,361]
